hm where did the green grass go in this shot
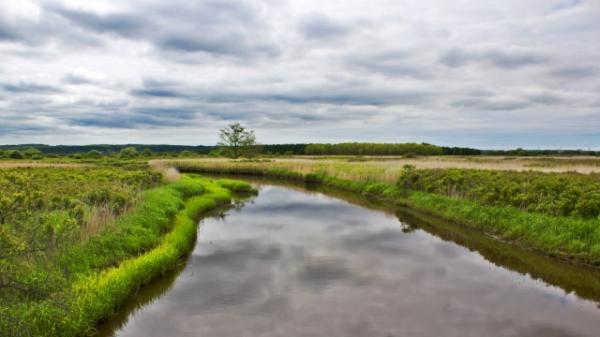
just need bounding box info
[404,192,600,264]
[0,175,253,337]
[169,160,600,266]
[215,178,258,193]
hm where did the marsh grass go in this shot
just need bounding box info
[80,203,121,243]
[155,155,600,175]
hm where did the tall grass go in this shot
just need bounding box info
[0,175,253,337]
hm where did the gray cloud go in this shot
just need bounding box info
[299,14,350,40]
[527,92,564,105]
[43,0,280,59]
[346,50,433,79]
[440,48,548,69]
[129,77,432,107]
[258,90,430,106]
[0,17,21,42]
[50,6,149,37]
[157,33,279,58]
[62,72,99,85]
[0,123,51,135]
[131,88,183,98]
[66,109,196,129]
[550,0,583,12]
[549,65,598,79]
[1,81,63,94]
[450,98,529,111]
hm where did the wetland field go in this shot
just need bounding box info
[2,155,600,337]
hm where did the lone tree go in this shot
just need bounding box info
[218,123,256,158]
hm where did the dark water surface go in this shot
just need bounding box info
[97,182,600,337]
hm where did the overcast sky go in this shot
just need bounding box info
[1,0,599,148]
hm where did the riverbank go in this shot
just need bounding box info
[0,175,254,337]
[162,159,600,266]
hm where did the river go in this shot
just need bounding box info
[96,180,600,337]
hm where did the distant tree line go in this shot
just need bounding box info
[304,143,444,156]
[1,144,599,158]
[0,144,214,155]
[481,148,600,156]
[441,147,482,155]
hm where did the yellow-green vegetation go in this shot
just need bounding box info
[397,167,600,218]
[0,165,253,337]
[215,178,260,193]
[164,158,600,265]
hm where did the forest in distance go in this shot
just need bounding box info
[1,142,599,158]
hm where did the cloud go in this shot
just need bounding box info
[62,69,105,85]
[50,6,149,38]
[345,50,433,79]
[299,14,350,40]
[451,98,529,111]
[157,33,279,58]
[549,65,598,79]
[550,0,583,12]
[439,48,548,69]
[0,17,21,42]
[258,89,430,106]
[527,92,564,105]
[44,0,280,59]
[0,0,599,148]
[1,81,63,94]
[131,88,183,98]
[66,109,197,129]
[129,76,432,107]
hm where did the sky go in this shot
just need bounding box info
[0,0,599,149]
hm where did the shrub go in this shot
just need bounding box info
[85,150,103,159]
[119,147,138,159]
[9,150,24,159]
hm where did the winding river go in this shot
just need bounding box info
[97,179,600,337]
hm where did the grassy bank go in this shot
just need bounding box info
[0,174,253,337]
[165,159,600,266]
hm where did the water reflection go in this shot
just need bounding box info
[98,185,600,337]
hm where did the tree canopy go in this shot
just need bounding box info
[218,123,256,158]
